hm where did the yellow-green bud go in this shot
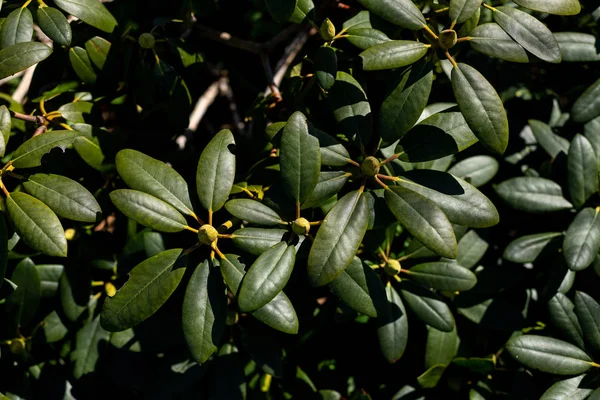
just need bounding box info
[439,29,457,50]
[361,156,380,177]
[319,18,336,41]
[384,259,401,276]
[292,217,311,235]
[139,33,156,49]
[198,224,218,245]
[9,339,25,354]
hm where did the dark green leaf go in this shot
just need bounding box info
[449,0,483,24]
[540,375,594,400]
[417,364,446,389]
[71,312,110,378]
[426,325,459,368]
[356,0,425,30]
[346,28,390,50]
[231,228,288,256]
[73,134,104,171]
[329,256,383,317]
[548,293,585,349]
[69,47,96,85]
[6,258,40,328]
[11,130,78,168]
[101,248,186,331]
[405,262,477,291]
[36,264,63,297]
[196,129,235,213]
[400,281,454,332]
[572,78,600,124]
[360,40,429,71]
[574,291,600,352]
[0,7,32,49]
[513,0,581,16]
[469,23,530,63]
[85,36,110,69]
[0,214,6,286]
[59,101,92,123]
[447,156,499,188]
[503,232,563,263]
[0,41,52,80]
[39,310,67,343]
[307,125,350,166]
[315,45,336,90]
[456,230,488,269]
[563,207,600,271]
[377,283,408,363]
[529,119,570,158]
[37,6,71,46]
[327,71,371,145]
[494,177,573,213]
[264,0,296,23]
[555,32,600,62]
[458,7,480,37]
[568,134,598,208]
[225,199,283,226]
[301,171,350,209]
[289,0,314,24]
[54,0,118,32]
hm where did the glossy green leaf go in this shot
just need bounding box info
[540,375,594,400]
[568,134,598,208]
[219,254,298,334]
[426,325,459,368]
[281,112,321,204]
[417,364,446,389]
[288,0,314,24]
[494,177,573,213]
[0,105,10,157]
[400,281,454,332]
[356,0,425,30]
[555,32,600,62]
[327,71,371,145]
[69,46,97,85]
[513,0,581,16]
[116,149,194,216]
[37,6,71,46]
[399,170,499,228]
[385,186,457,259]
[469,23,530,63]
[377,283,408,363]
[39,310,67,343]
[329,256,383,317]
[23,173,101,223]
[493,6,561,63]
[563,207,600,271]
[301,171,350,210]
[225,199,282,226]
[346,28,390,50]
[0,7,32,49]
[231,228,288,256]
[360,40,428,71]
[448,156,499,188]
[264,0,296,23]
[36,264,63,298]
[458,7,480,37]
[101,248,186,331]
[7,192,67,257]
[197,129,235,213]
[405,262,477,291]
[11,130,78,168]
[379,58,433,144]
[529,119,570,158]
[315,45,336,90]
[548,293,585,349]
[506,335,594,375]
[238,242,296,312]
[572,78,600,124]
[503,232,563,263]
[307,190,369,287]
[574,291,600,352]
[59,101,92,123]
[72,312,110,378]
[6,258,40,328]
[456,230,488,269]
[85,36,110,69]
[73,134,104,171]
[182,260,227,364]
[449,0,483,24]
[54,0,118,33]
[110,189,187,233]
[452,63,508,155]
[308,125,351,166]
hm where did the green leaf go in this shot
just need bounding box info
[36,264,63,297]
[73,134,104,171]
[231,228,288,256]
[59,101,92,123]
[23,173,101,223]
[110,189,187,233]
[0,214,6,287]
[469,23,530,63]
[568,134,599,208]
[513,0,581,16]
[280,112,321,204]
[308,126,351,166]
[307,190,369,287]
[426,325,459,368]
[69,47,96,85]
[264,0,296,23]
[548,293,585,349]
[238,242,296,312]
[449,0,483,24]
[385,186,457,259]
[540,375,594,400]
[574,291,600,352]
[400,281,454,332]
[37,6,71,46]
[85,36,110,69]
[225,199,283,226]
[39,310,67,343]
[315,45,336,91]
[456,230,488,269]
[529,119,570,158]
[452,63,508,155]
[219,254,298,334]
[377,283,408,363]
[197,129,235,213]
[116,149,194,216]
[11,130,78,168]
[101,248,186,331]
[182,260,227,364]
[404,262,477,291]
[494,177,573,213]
[329,256,383,317]
[7,192,67,257]
[563,207,600,271]
[492,6,562,63]
[345,28,390,50]
[572,78,600,124]
[458,7,480,37]
[360,40,429,71]
[0,7,32,49]
[586,117,600,168]
[506,335,594,375]
[555,32,600,62]
[288,0,314,24]
[448,156,499,188]
[0,105,10,157]
[399,170,499,228]
[356,0,425,30]
[503,232,563,263]
[379,58,433,144]
[0,41,52,80]
[327,71,372,145]
[301,171,350,210]
[417,364,446,389]
[6,258,40,328]
[54,0,117,33]
[71,312,110,378]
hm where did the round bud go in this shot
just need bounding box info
[439,29,457,50]
[198,224,218,245]
[361,156,380,177]
[9,339,24,354]
[384,259,402,276]
[292,217,311,235]
[319,18,336,41]
[139,33,156,49]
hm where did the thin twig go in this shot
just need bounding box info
[187,79,221,132]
